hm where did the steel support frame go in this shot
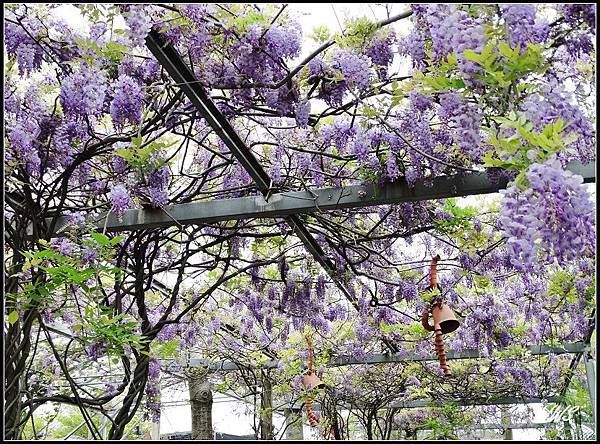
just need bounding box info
[139,28,595,416]
[49,161,596,234]
[145,29,375,337]
[187,342,587,372]
[293,395,563,411]
[145,22,596,376]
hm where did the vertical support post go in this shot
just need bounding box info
[260,375,274,440]
[151,422,160,440]
[99,402,113,440]
[188,370,213,440]
[501,408,513,440]
[284,408,304,440]
[100,414,108,440]
[584,352,596,424]
[151,385,161,440]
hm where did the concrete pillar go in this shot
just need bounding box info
[284,408,304,440]
[189,371,213,440]
[501,408,513,440]
[150,422,160,440]
[584,352,596,424]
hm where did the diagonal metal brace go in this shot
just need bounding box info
[145,29,357,305]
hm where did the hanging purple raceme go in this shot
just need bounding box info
[146,187,169,208]
[146,358,161,423]
[111,155,128,174]
[4,19,44,75]
[437,92,483,161]
[52,117,87,168]
[143,164,171,208]
[60,64,107,117]
[398,29,426,69]
[86,341,107,361]
[110,184,132,218]
[330,49,373,93]
[558,4,596,30]
[51,237,75,256]
[366,30,396,80]
[124,5,152,47]
[293,100,310,127]
[110,74,144,129]
[499,156,596,271]
[349,131,371,164]
[500,4,537,48]
[316,274,326,299]
[281,280,294,311]
[7,119,41,176]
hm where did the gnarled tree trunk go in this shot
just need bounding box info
[260,375,274,440]
[189,370,213,440]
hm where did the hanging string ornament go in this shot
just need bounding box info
[421,255,460,376]
[302,334,324,427]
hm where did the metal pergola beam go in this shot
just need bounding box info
[386,396,562,409]
[187,342,587,372]
[49,160,595,234]
[451,422,550,430]
[298,396,563,411]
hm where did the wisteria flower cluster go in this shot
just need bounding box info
[499,156,595,271]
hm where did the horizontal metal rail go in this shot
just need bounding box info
[159,422,551,439]
[49,160,595,235]
[187,342,587,372]
[294,396,563,411]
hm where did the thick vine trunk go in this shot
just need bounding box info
[4,309,35,439]
[259,376,273,440]
[107,356,150,440]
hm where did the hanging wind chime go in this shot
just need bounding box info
[421,255,460,376]
[302,334,324,428]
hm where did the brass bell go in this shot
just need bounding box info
[302,373,325,390]
[431,303,460,335]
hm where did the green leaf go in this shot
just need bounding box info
[337,16,378,49]
[446,52,458,66]
[5,57,16,75]
[309,25,330,43]
[362,105,377,117]
[462,49,482,63]
[497,41,514,59]
[8,310,19,325]
[109,235,125,246]
[102,41,129,62]
[91,232,111,246]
